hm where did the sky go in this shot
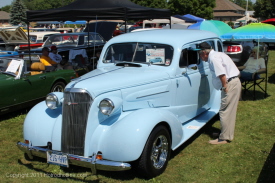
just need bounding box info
[0,0,13,8]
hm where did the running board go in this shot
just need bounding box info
[173,109,218,150]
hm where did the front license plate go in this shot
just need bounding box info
[47,151,69,167]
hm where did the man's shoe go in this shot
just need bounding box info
[209,138,228,145]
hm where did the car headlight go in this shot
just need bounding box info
[45,93,62,109]
[99,98,114,115]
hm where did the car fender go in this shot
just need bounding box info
[23,101,62,148]
[87,108,183,162]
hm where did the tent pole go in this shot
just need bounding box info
[125,20,127,33]
[27,22,31,63]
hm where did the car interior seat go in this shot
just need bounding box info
[30,62,45,75]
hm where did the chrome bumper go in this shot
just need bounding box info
[17,142,131,174]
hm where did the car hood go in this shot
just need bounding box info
[66,65,170,97]
[0,27,28,44]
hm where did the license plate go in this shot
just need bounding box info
[47,151,69,167]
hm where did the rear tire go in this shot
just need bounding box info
[50,82,66,92]
[136,125,171,178]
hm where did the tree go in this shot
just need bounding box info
[22,0,75,10]
[167,0,215,19]
[0,5,11,13]
[10,0,27,25]
[131,0,168,9]
[253,0,275,20]
[231,0,254,11]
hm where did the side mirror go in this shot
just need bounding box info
[188,64,198,70]
[181,67,187,75]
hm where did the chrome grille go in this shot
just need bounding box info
[61,89,92,156]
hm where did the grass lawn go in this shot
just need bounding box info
[0,51,275,183]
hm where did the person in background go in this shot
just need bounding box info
[239,22,243,27]
[40,47,58,67]
[238,47,266,82]
[49,45,63,64]
[199,42,241,145]
[238,47,266,100]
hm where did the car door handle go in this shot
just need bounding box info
[39,76,46,80]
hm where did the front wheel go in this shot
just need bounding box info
[50,82,66,92]
[136,125,171,178]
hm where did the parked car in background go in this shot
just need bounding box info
[19,32,106,69]
[0,57,78,115]
[0,27,59,51]
[14,31,60,51]
[17,29,222,178]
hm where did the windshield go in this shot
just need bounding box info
[29,35,37,43]
[85,34,105,45]
[103,42,173,66]
[44,34,79,46]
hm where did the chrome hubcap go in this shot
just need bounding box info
[151,135,169,169]
[52,85,63,92]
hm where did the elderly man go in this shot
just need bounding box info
[199,42,241,145]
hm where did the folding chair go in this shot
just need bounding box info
[241,52,268,100]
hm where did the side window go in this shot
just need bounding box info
[217,41,223,52]
[203,40,215,50]
[179,47,199,68]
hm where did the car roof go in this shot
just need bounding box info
[108,29,219,47]
[29,31,60,36]
[49,32,99,36]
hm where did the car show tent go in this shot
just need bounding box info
[142,17,186,28]
[26,0,171,22]
[173,14,204,23]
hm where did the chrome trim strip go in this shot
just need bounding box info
[17,142,131,172]
[136,91,169,99]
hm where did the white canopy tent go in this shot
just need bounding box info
[236,16,258,23]
[142,17,186,28]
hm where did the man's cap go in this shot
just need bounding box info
[50,45,57,50]
[198,42,212,50]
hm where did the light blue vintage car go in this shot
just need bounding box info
[17,29,222,178]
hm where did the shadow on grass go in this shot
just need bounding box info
[0,108,30,122]
[268,73,275,84]
[241,89,270,101]
[257,143,275,183]
[17,158,100,182]
[170,114,220,159]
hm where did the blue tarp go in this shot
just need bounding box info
[173,14,204,23]
[64,20,87,24]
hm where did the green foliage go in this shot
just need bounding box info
[253,0,275,20]
[22,0,75,10]
[10,0,27,25]
[0,5,11,13]
[131,0,168,9]
[232,0,254,11]
[227,21,234,27]
[167,0,215,19]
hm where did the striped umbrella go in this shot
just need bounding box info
[188,20,232,36]
[220,23,275,42]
